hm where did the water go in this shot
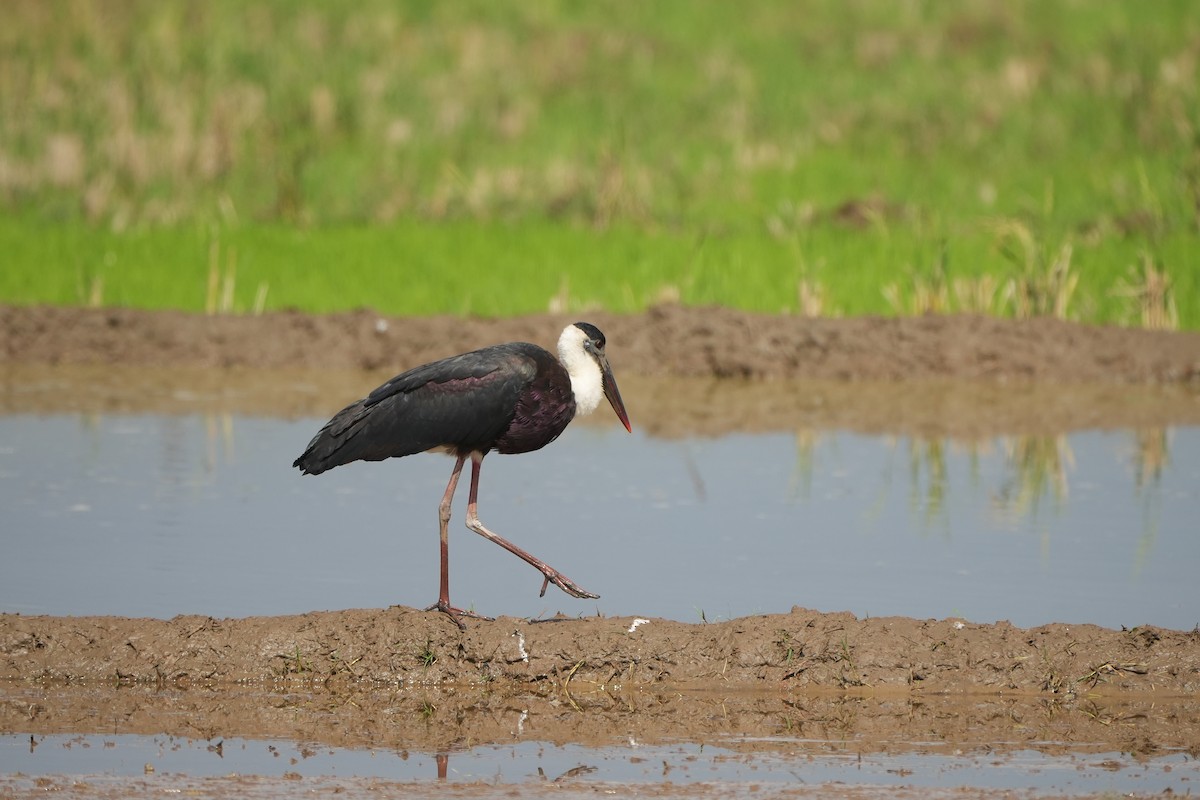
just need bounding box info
[1,733,1194,794]
[1,371,1199,630]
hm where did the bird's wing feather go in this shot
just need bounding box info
[294,345,540,473]
[364,347,532,407]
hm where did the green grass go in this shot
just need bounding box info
[1,1,1196,327]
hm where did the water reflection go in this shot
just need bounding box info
[787,426,1178,537]
[6,731,1194,793]
[1133,426,1171,487]
[1,366,1198,630]
[996,434,1073,521]
[3,732,1195,793]
[3,686,1198,793]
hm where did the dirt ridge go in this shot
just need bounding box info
[4,607,1197,695]
[5,303,1200,382]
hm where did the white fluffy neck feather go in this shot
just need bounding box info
[557,324,603,416]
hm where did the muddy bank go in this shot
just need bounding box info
[6,363,1200,441]
[4,303,1200,383]
[5,303,1200,441]
[4,607,1198,695]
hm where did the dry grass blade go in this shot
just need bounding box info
[797,278,826,318]
[992,219,1078,320]
[1111,254,1178,331]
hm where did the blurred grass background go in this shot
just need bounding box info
[1,0,1196,326]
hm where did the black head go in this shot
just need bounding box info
[573,321,606,352]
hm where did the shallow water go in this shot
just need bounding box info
[2,732,1194,795]
[1,369,1199,630]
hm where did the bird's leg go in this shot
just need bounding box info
[433,455,463,610]
[464,453,600,600]
[425,454,493,625]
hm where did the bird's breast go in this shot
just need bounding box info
[493,364,576,455]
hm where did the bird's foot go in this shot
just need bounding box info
[424,600,494,628]
[538,570,600,600]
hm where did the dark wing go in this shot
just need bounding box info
[293,344,539,475]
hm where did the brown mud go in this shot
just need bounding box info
[4,607,1200,696]
[5,304,1200,441]
[5,303,1200,383]
[2,675,1197,797]
[3,303,1200,797]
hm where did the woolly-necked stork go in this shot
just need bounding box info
[293,322,631,623]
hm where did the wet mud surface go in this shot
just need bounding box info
[2,678,1197,799]
[5,302,1200,383]
[5,304,1200,441]
[4,304,1200,797]
[4,607,1200,696]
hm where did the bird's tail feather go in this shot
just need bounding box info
[292,400,373,475]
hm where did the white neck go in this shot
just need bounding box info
[557,325,603,416]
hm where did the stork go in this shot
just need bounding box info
[293,322,631,623]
